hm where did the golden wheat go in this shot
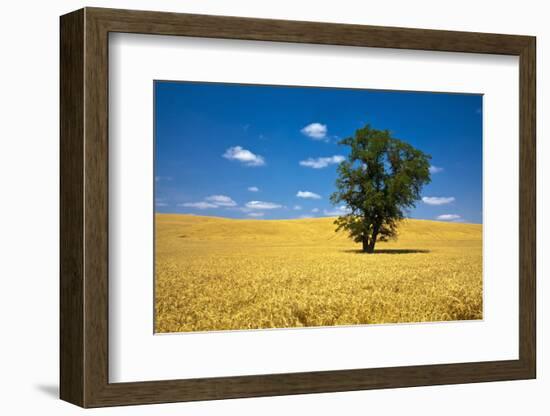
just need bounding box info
[155,214,482,333]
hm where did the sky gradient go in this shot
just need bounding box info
[154,81,482,223]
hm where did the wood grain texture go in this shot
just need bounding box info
[59,8,84,407]
[59,7,537,408]
[89,7,532,55]
[518,38,536,375]
[83,10,110,406]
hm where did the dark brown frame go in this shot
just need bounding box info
[60,7,536,408]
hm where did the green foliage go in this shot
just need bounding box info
[330,124,431,253]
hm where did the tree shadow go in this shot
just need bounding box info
[342,248,430,255]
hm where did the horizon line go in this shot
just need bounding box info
[154,212,482,225]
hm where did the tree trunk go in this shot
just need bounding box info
[362,236,369,252]
[362,236,376,253]
[366,238,376,253]
[366,225,379,253]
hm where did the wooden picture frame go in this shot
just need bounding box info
[60,7,536,408]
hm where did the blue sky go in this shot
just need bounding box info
[154,81,482,223]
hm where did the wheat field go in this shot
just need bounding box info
[155,214,482,333]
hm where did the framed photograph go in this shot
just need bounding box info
[60,7,536,408]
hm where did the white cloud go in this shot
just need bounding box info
[299,155,345,169]
[301,123,327,140]
[296,191,321,199]
[205,195,236,207]
[422,196,455,206]
[429,165,444,174]
[245,200,282,210]
[323,206,351,216]
[311,208,320,213]
[155,176,173,182]
[293,205,302,210]
[179,195,237,209]
[247,186,259,192]
[155,202,168,207]
[247,212,264,217]
[436,214,462,221]
[299,215,314,219]
[179,202,218,209]
[223,146,265,166]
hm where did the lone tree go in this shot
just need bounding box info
[330,124,431,253]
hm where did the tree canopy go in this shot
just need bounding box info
[330,124,431,253]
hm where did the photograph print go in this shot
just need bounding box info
[154,81,483,333]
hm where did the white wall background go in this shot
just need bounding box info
[0,0,545,414]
